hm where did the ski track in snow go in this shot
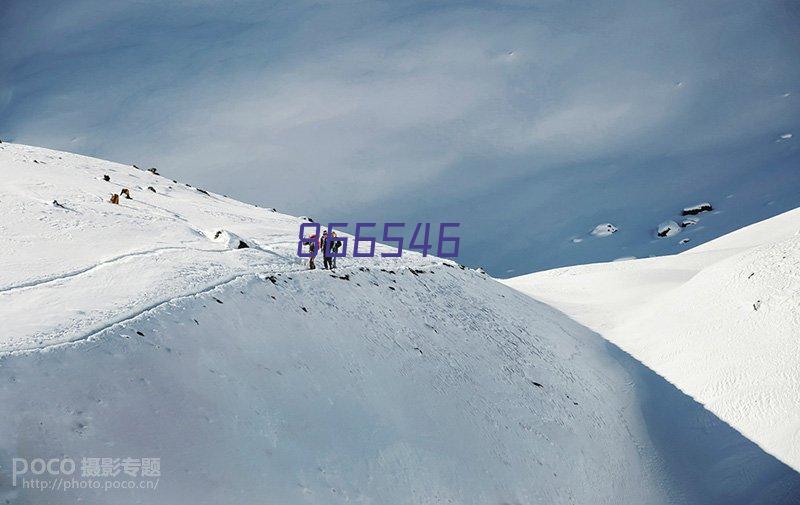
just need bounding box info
[0,245,228,293]
[1,262,433,356]
[0,142,430,352]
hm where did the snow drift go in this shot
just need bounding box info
[506,206,800,473]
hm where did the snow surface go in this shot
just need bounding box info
[506,206,800,475]
[0,143,674,503]
[2,143,799,503]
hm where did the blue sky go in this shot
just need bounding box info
[1,0,799,275]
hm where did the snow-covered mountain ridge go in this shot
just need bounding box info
[0,142,671,504]
[2,142,799,504]
[506,205,800,472]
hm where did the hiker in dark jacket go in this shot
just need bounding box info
[321,231,333,270]
[307,234,317,270]
[330,231,342,269]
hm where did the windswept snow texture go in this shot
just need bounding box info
[506,207,800,474]
[0,143,673,503]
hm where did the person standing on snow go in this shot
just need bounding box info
[307,233,318,270]
[330,231,342,269]
[321,230,333,270]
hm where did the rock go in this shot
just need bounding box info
[121,188,132,200]
[147,167,159,175]
[103,175,110,182]
[682,202,713,215]
[147,186,156,193]
[657,220,681,237]
[681,217,699,227]
[679,238,691,244]
[209,229,250,250]
[109,194,120,205]
[197,188,210,196]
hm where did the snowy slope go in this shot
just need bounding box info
[505,207,800,472]
[0,143,680,504]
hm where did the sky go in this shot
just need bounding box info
[1,0,799,275]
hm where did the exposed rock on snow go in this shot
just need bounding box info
[657,220,681,237]
[682,202,713,215]
[209,229,250,250]
[590,223,618,237]
[681,217,699,227]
